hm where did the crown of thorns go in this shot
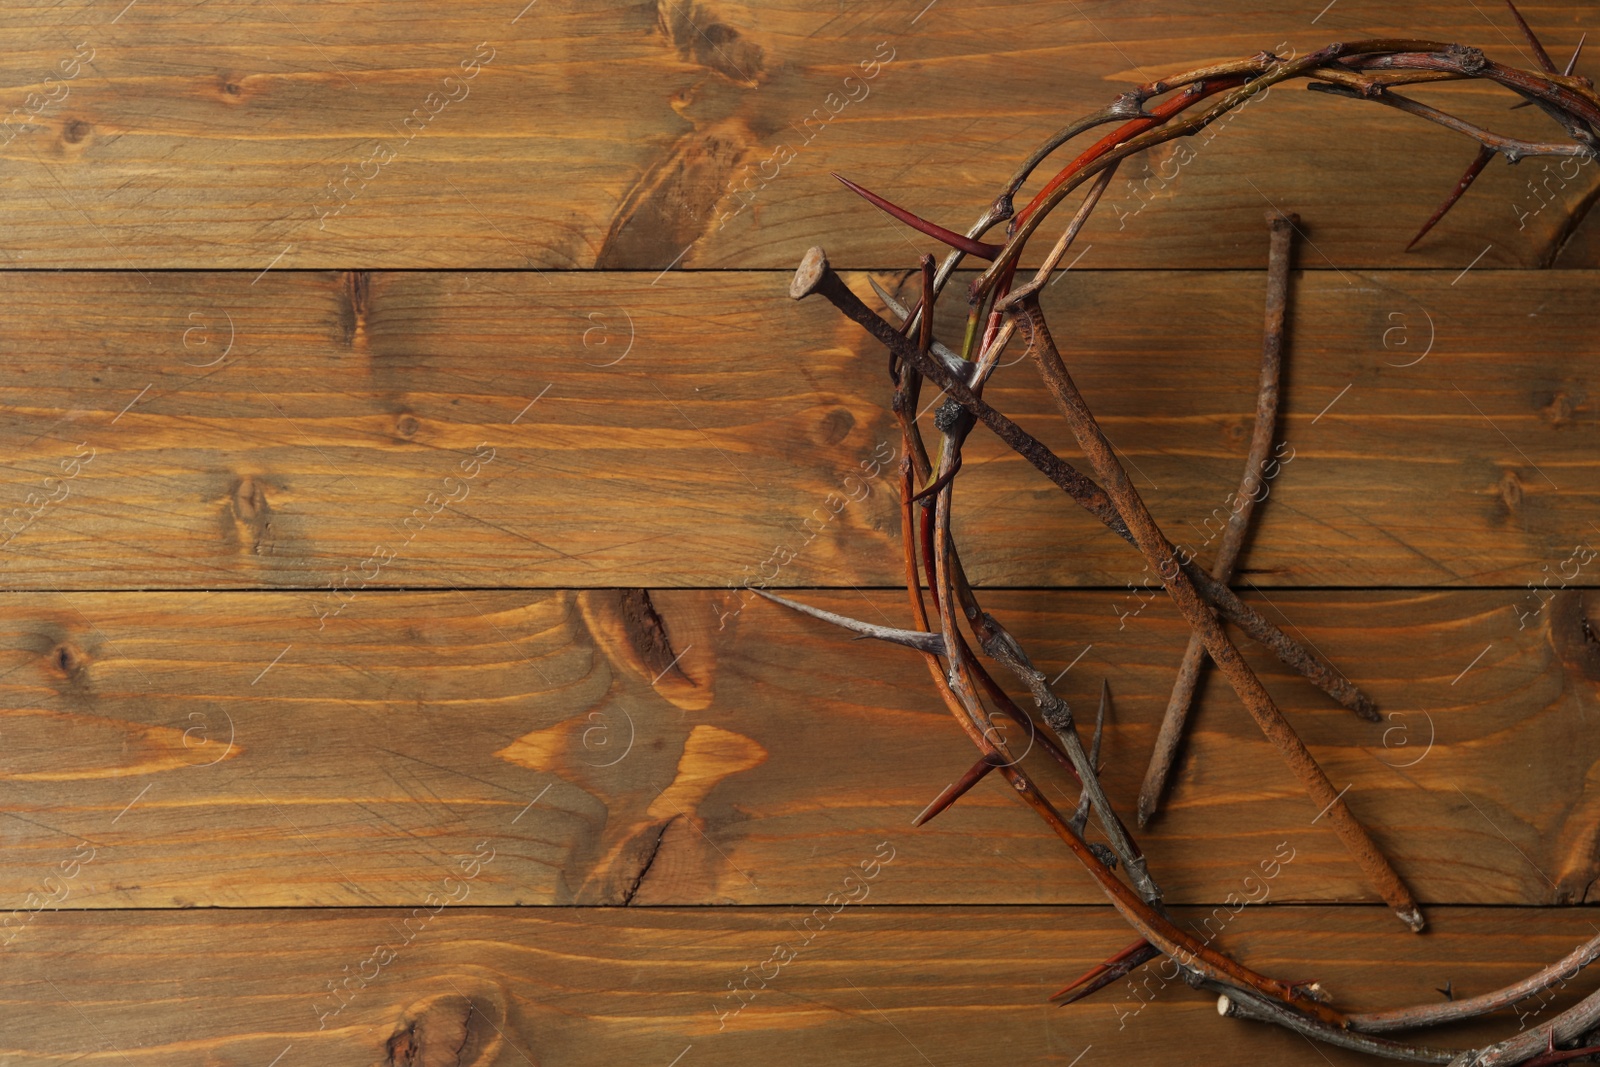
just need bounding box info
[778,10,1600,1066]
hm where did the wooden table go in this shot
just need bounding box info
[0,1,1596,1063]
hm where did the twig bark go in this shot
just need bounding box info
[1011,294,1424,933]
[1349,933,1600,1034]
[1218,989,1457,1063]
[791,248,1380,716]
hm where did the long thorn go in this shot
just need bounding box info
[833,173,1003,260]
[1405,144,1494,251]
[914,752,1003,826]
[1504,0,1558,73]
[1052,939,1161,1005]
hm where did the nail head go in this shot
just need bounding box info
[791,246,830,300]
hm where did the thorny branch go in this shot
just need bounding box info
[774,9,1600,1065]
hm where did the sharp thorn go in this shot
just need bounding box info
[833,173,1004,260]
[1509,35,1578,109]
[913,753,1003,826]
[1050,940,1160,1005]
[868,274,913,321]
[1405,144,1495,251]
[1504,0,1558,73]
[754,590,947,654]
[911,455,965,503]
[1566,32,1587,76]
[867,274,969,378]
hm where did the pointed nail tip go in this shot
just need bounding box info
[1397,906,1427,933]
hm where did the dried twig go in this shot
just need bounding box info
[1349,931,1600,1034]
[1011,294,1424,932]
[1138,210,1299,828]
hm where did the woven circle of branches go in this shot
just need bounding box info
[776,12,1600,1067]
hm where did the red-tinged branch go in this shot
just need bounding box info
[973,41,1597,304]
[1013,76,1247,229]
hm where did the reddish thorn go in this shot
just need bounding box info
[1504,0,1559,73]
[1050,939,1160,1005]
[910,458,962,504]
[1406,145,1494,251]
[913,753,1002,826]
[1049,965,1108,1002]
[833,173,1003,260]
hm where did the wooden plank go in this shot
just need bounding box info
[0,268,1596,588]
[0,904,1594,1065]
[0,588,1592,908]
[0,0,1595,269]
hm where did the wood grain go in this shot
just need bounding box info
[0,905,1595,1066]
[0,0,1596,269]
[0,268,1596,589]
[0,587,1591,909]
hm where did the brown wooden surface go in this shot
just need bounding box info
[3,2,1599,1062]
[0,906,1595,1066]
[0,268,1597,589]
[0,0,1597,270]
[0,587,1590,909]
